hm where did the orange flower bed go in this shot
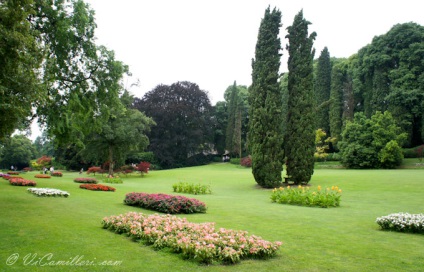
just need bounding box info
[34,174,51,178]
[79,184,115,192]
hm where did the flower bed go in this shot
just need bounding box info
[27,188,70,197]
[376,213,424,234]
[103,177,123,184]
[10,178,36,186]
[51,172,63,177]
[80,184,116,192]
[124,192,207,214]
[172,182,212,195]
[7,171,20,175]
[102,212,282,264]
[34,174,51,179]
[270,185,342,208]
[74,177,98,184]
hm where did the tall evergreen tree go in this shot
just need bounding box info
[285,10,316,184]
[248,7,284,188]
[225,81,239,156]
[314,47,332,133]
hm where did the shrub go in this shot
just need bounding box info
[172,182,212,195]
[136,161,150,175]
[240,156,252,167]
[28,188,69,197]
[9,178,36,186]
[124,192,207,214]
[51,172,63,177]
[23,167,32,172]
[80,184,116,192]
[74,177,98,184]
[86,166,103,175]
[230,158,241,165]
[34,174,51,179]
[376,213,424,234]
[103,177,123,184]
[270,185,342,208]
[378,140,404,168]
[101,212,283,264]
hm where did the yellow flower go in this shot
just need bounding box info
[331,186,335,190]
[279,187,284,191]
[287,186,291,189]
[298,185,302,189]
[317,185,321,191]
[338,189,342,193]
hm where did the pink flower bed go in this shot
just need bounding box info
[74,177,98,184]
[102,212,282,264]
[124,192,206,214]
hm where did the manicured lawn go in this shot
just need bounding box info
[0,163,423,271]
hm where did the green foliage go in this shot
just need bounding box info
[315,129,336,160]
[376,213,424,234]
[285,10,317,184]
[314,47,332,133]
[134,81,214,169]
[103,177,123,184]
[0,0,43,140]
[0,135,35,169]
[270,185,342,208]
[172,182,212,195]
[249,7,284,188]
[339,111,407,168]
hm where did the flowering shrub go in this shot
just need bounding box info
[23,167,32,172]
[172,182,212,195]
[34,174,51,178]
[86,166,103,175]
[102,212,282,264]
[124,192,207,214]
[80,184,116,192]
[74,177,98,184]
[136,161,150,175]
[10,178,36,186]
[376,213,424,234]
[270,185,342,208]
[51,172,63,177]
[240,156,252,167]
[7,171,20,175]
[36,155,52,166]
[103,177,123,184]
[27,188,70,197]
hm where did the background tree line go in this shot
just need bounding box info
[1,1,423,174]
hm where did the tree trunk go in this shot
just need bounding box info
[108,145,114,177]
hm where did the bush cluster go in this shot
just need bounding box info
[376,213,424,234]
[80,184,116,192]
[103,177,123,184]
[34,174,51,178]
[124,192,207,214]
[172,182,212,195]
[51,172,63,177]
[240,156,252,167]
[101,212,282,264]
[74,177,98,184]
[270,185,342,208]
[9,178,36,186]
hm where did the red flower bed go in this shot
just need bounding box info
[74,177,98,184]
[7,171,20,175]
[80,184,115,192]
[35,174,51,178]
[51,172,63,177]
[124,192,207,214]
[10,178,36,186]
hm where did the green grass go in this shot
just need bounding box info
[0,164,423,271]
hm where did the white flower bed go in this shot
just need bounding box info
[376,212,424,234]
[27,188,70,197]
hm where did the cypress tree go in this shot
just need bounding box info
[225,81,239,156]
[285,10,316,184]
[315,47,332,133]
[248,7,284,188]
[329,61,345,147]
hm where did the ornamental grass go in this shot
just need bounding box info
[172,182,212,195]
[102,212,282,264]
[124,192,207,214]
[73,177,98,184]
[270,185,342,208]
[79,184,116,192]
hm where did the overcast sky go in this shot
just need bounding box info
[85,0,424,104]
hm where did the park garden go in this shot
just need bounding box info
[0,160,423,271]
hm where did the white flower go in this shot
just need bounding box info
[27,188,70,197]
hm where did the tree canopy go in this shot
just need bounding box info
[134,81,214,169]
